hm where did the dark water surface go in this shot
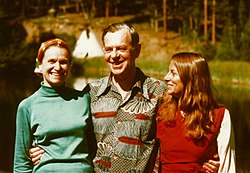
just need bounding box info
[0,75,249,172]
[215,83,250,173]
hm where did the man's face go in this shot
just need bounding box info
[103,29,139,78]
[39,46,70,87]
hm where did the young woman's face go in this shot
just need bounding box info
[39,46,70,87]
[164,61,184,98]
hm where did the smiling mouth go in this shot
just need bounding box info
[51,73,64,77]
[111,62,123,68]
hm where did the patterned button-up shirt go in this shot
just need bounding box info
[88,68,166,173]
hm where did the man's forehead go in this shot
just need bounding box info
[104,30,131,46]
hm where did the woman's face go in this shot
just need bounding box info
[39,46,70,87]
[164,61,184,98]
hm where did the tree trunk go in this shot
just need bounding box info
[212,0,216,45]
[189,16,193,30]
[105,0,109,25]
[204,0,208,42]
[163,0,167,38]
[21,0,29,18]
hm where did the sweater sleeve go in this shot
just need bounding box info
[14,100,33,173]
[217,109,236,173]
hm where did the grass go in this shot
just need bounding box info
[209,61,250,86]
[81,57,250,87]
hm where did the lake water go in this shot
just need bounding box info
[0,74,250,173]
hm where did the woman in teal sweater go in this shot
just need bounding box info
[14,38,95,173]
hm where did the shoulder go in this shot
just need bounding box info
[214,105,227,117]
[16,91,39,119]
[137,68,166,90]
[89,76,109,88]
[144,76,167,96]
[213,106,230,127]
[65,86,91,101]
[85,76,109,95]
[18,91,39,109]
[146,76,166,87]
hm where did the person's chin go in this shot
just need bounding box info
[110,67,124,75]
[167,90,174,95]
[50,78,64,85]
[112,71,123,77]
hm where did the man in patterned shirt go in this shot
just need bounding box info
[86,23,166,172]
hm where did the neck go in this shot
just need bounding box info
[112,69,137,91]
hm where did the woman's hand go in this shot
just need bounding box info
[203,154,220,173]
[29,146,44,165]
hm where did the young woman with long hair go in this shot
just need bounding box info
[156,52,236,173]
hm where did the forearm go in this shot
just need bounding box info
[14,134,33,173]
[14,106,33,173]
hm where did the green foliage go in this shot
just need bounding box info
[196,43,217,60]
[195,0,250,62]
[215,24,239,60]
[238,0,247,31]
[0,19,37,77]
[216,0,233,26]
[239,15,250,61]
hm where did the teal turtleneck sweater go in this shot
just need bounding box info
[14,83,94,173]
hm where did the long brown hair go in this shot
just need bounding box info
[157,52,218,139]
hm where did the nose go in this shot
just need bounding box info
[164,72,171,81]
[54,61,61,70]
[110,48,118,58]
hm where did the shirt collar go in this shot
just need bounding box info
[95,67,149,99]
[95,75,112,97]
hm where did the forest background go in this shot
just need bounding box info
[0,0,250,85]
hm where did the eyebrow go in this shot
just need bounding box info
[105,45,128,48]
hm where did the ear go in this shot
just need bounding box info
[38,63,43,70]
[133,43,141,59]
[68,64,72,73]
[34,58,43,74]
[34,67,42,74]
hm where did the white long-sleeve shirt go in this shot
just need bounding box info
[217,109,236,172]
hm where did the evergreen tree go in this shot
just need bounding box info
[239,14,250,61]
[238,0,247,31]
[215,23,239,60]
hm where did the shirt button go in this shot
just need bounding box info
[113,156,118,160]
[117,121,121,125]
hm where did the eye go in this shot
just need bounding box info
[104,47,112,53]
[61,59,70,65]
[48,59,56,64]
[117,46,128,52]
[170,70,177,77]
